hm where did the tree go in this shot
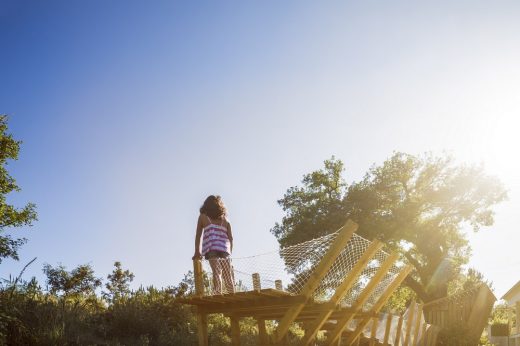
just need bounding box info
[103,261,134,303]
[272,153,506,302]
[43,263,102,299]
[0,115,37,263]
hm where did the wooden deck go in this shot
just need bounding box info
[178,288,378,321]
[185,220,438,345]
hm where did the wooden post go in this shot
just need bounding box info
[275,280,283,291]
[383,313,393,346]
[258,318,269,345]
[394,314,404,346]
[274,220,359,343]
[369,317,379,346]
[412,304,423,346]
[231,315,241,346]
[194,259,204,297]
[301,240,384,345]
[403,300,416,346]
[252,273,261,291]
[326,252,401,345]
[194,259,208,346]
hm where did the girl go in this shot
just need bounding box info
[193,195,234,294]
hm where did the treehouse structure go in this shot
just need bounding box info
[179,220,439,345]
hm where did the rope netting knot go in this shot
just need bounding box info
[201,226,405,311]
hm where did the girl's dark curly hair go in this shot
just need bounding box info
[200,195,227,219]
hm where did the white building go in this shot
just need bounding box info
[503,281,520,345]
[490,281,520,346]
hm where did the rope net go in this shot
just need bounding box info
[200,226,405,311]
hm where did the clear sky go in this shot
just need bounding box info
[1,1,519,298]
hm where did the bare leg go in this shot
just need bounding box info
[221,258,235,294]
[209,258,222,294]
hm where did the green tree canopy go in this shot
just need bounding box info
[0,115,37,263]
[103,261,134,303]
[271,153,506,302]
[43,263,102,298]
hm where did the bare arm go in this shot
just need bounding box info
[227,221,233,254]
[192,215,203,259]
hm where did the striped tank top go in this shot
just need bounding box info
[201,216,231,256]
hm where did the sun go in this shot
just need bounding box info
[465,115,520,183]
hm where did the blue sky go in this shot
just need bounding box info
[1,1,520,297]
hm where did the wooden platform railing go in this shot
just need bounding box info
[183,220,439,345]
[423,284,496,345]
[322,300,440,345]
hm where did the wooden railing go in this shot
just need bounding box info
[423,284,496,344]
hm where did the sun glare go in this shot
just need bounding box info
[466,115,520,183]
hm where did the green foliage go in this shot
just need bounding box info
[491,302,513,325]
[383,286,416,314]
[272,153,506,302]
[437,322,477,345]
[0,115,37,263]
[105,285,198,345]
[1,263,270,345]
[448,267,492,295]
[103,261,135,303]
[43,263,102,298]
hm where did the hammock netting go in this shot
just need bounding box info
[201,227,405,312]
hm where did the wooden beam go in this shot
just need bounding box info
[342,265,414,345]
[273,220,359,343]
[301,240,384,345]
[326,252,401,345]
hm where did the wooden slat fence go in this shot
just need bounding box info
[333,301,440,345]
[422,284,496,345]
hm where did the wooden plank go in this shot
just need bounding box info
[342,265,413,345]
[273,220,359,343]
[383,313,393,345]
[412,304,423,346]
[300,240,384,345]
[326,252,401,345]
[201,295,307,314]
[403,300,416,346]
[216,302,376,319]
[231,315,241,346]
[394,314,404,346]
